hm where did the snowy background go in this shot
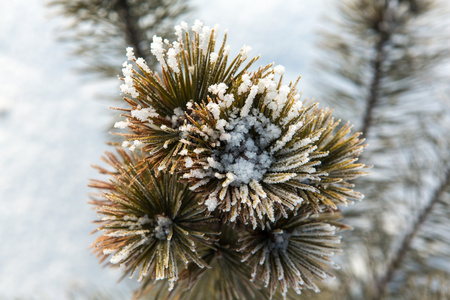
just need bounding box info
[0,0,325,299]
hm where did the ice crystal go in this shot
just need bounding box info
[211,110,281,187]
[126,47,135,61]
[154,215,172,240]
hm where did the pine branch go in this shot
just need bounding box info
[373,168,450,300]
[116,0,146,60]
[49,0,190,77]
[360,23,390,139]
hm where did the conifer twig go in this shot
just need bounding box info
[360,7,390,139]
[373,168,450,300]
[116,0,147,60]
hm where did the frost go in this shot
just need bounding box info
[179,149,188,156]
[174,21,188,39]
[134,140,143,146]
[208,83,228,98]
[136,57,151,73]
[194,148,206,154]
[114,119,130,129]
[240,45,252,60]
[184,157,194,167]
[199,26,212,52]
[129,140,143,152]
[189,179,210,191]
[240,85,258,117]
[212,24,221,39]
[192,19,203,34]
[183,169,207,179]
[211,111,281,186]
[154,215,172,240]
[258,76,277,94]
[206,102,221,119]
[138,215,151,225]
[270,84,291,119]
[221,94,235,108]
[207,157,222,170]
[216,119,228,132]
[131,106,158,122]
[205,195,218,211]
[173,107,184,117]
[224,45,231,56]
[167,48,180,73]
[126,47,135,61]
[150,35,166,68]
[210,52,219,63]
[238,74,252,95]
[270,122,303,154]
[103,249,116,255]
[110,244,133,264]
[281,98,303,125]
[120,62,139,98]
[274,65,285,75]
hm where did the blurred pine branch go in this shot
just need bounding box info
[48,0,190,78]
[312,0,450,298]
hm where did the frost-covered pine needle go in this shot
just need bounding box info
[89,148,217,291]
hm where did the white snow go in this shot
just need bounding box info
[114,119,131,129]
[135,57,151,73]
[208,82,228,98]
[131,106,158,122]
[239,45,252,60]
[150,35,166,68]
[184,157,194,167]
[274,65,285,75]
[210,52,219,63]
[167,47,180,73]
[211,111,281,186]
[192,19,204,34]
[174,21,189,39]
[199,25,212,52]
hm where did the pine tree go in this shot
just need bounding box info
[310,0,450,298]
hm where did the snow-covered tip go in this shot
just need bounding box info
[126,47,136,61]
[150,35,166,68]
[239,45,252,60]
[174,21,189,39]
[192,19,204,34]
[274,65,285,75]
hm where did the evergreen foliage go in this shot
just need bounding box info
[89,21,369,299]
[47,0,450,298]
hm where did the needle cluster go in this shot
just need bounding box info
[90,20,369,299]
